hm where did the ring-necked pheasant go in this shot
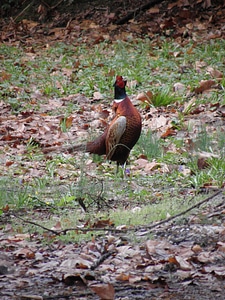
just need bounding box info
[85,75,142,168]
[43,76,142,169]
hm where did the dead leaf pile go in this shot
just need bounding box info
[1,214,225,299]
[0,0,225,46]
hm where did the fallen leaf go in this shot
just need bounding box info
[93,91,104,100]
[174,255,193,271]
[206,66,223,79]
[116,272,130,281]
[90,283,115,300]
[92,219,114,228]
[161,128,177,138]
[173,82,186,94]
[194,80,216,93]
[51,221,62,231]
[136,91,153,103]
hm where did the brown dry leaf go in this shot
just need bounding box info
[92,219,114,228]
[194,80,216,93]
[90,283,115,300]
[145,263,164,273]
[5,161,14,167]
[202,265,225,277]
[214,268,225,278]
[93,91,104,100]
[14,247,35,259]
[173,82,186,94]
[176,269,192,280]
[168,2,178,9]
[168,256,177,264]
[133,158,162,173]
[197,251,213,263]
[136,91,153,103]
[196,21,207,31]
[218,105,225,117]
[173,51,182,57]
[8,234,31,242]
[161,128,177,138]
[145,239,174,258]
[0,71,11,82]
[89,22,99,29]
[134,158,148,168]
[148,7,160,14]
[174,255,193,271]
[116,272,130,281]
[129,275,142,283]
[197,157,209,170]
[22,19,39,31]
[195,60,207,72]
[187,44,195,54]
[116,224,128,230]
[192,244,202,253]
[66,116,74,128]
[2,204,10,212]
[144,161,161,172]
[186,23,194,30]
[60,256,92,269]
[51,221,62,231]
[117,245,139,258]
[202,0,212,9]
[217,242,225,252]
[194,151,219,159]
[206,66,223,79]
[150,115,167,130]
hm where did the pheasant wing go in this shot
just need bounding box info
[106,116,126,160]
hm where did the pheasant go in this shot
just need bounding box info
[85,75,142,168]
[43,76,142,169]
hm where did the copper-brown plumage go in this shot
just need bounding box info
[86,75,142,166]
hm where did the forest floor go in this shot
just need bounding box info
[0,0,225,299]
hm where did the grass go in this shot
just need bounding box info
[0,36,224,242]
[1,38,224,105]
[136,130,163,159]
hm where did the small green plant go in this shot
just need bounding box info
[188,156,225,189]
[0,178,30,208]
[152,89,178,107]
[137,130,163,159]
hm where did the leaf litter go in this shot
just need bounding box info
[0,0,225,299]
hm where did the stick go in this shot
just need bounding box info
[12,190,222,235]
[115,0,164,25]
[143,189,222,230]
[90,251,116,270]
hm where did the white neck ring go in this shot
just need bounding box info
[114,98,125,103]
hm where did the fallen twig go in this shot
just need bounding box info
[90,250,116,270]
[142,189,222,231]
[115,0,164,25]
[12,190,223,235]
[13,0,34,22]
